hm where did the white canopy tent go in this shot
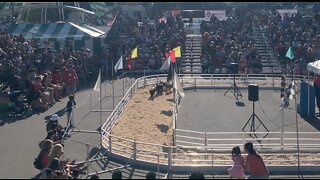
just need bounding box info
[306,59,320,118]
[307,59,320,75]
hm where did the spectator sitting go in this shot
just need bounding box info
[90,174,100,179]
[37,139,53,170]
[146,171,156,179]
[189,172,205,179]
[46,114,64,138]
[227,146,245,179]
[48,144,64,165]
[112,170,122,179]
[30,91,48,113]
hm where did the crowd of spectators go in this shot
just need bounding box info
[33,114,88,179]
[105,12,186,73]
[263,10,320,75]
[200,11,262,74]
[0,30,100,116]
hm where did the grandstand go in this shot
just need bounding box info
[1,2,320,179]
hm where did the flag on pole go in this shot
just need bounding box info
[127,56,132,70]
[114,56,123,72]
[174,70,184,97]
[173,46,181,58]
[93,69,101,91]
[167,62,173,82]
[159,54,171,72]
[285,46,294,60]
[131,47,138,59]
[165,50,176,63]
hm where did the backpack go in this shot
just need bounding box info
[33,153,43,170]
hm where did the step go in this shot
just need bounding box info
[182,63,202,67]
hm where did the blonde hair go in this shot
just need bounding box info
[41,139,53,153]
[48,144,64,163]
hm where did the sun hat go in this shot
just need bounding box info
[50,114,60,121]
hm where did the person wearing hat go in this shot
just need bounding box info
[46,114,64,137]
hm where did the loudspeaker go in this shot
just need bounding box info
[230,63,239,74]
[248,84,259,101]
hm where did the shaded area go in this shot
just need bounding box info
[236,102,245,107]
[156,124,169,133]
[160,110,173,117]
[301,116,320,132]
[167,98,175,103]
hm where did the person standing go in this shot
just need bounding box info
[63,64,78,96]
[66,95,76,128]
[244,142,269,179]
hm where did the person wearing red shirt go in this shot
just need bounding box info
[63,65,78,96]
[244,142,269,179]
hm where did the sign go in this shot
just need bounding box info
[276,9,298,20]
[204,10,227,21]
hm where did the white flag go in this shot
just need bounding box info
[159,56,171,72]
[114,56,123,72]
[93,69,101,91]
[174,70,184,97]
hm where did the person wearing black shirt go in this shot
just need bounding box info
[66,95,76,127]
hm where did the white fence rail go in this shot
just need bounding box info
[101,74,318,168]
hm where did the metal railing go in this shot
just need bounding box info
[100,73,318,170]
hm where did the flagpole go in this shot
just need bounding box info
[99,68,103,148]
[112,70,115,110]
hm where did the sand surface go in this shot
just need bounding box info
[111,86,174,156]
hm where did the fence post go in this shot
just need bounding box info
[130,84,133,99]
[211,148,214,179]
[157,154,160,179]
[86,143,90,178]
[108,135,112,156]
[194,76,197,91]
[173,129,176,147]
[211,74,213,86]
[242,133,245,145]
[168,145,172,179]
[89,93,92,112]
[205,132,208,160]
[122,77,125,97]
[133,140,137,163]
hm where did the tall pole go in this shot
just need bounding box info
[281,106,284,149]
[112,78,115,110]
[111,56,115,110]
[99,68,103,148]
[294,74,301,176]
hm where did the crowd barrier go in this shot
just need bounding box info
[98,73,320,176]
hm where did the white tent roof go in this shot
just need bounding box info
[307,59,320,75]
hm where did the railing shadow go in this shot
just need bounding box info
[301,116,320,132]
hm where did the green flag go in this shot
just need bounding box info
[285,46,294,60]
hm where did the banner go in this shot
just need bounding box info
[276,9,298,20]
[204,10,227,21]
